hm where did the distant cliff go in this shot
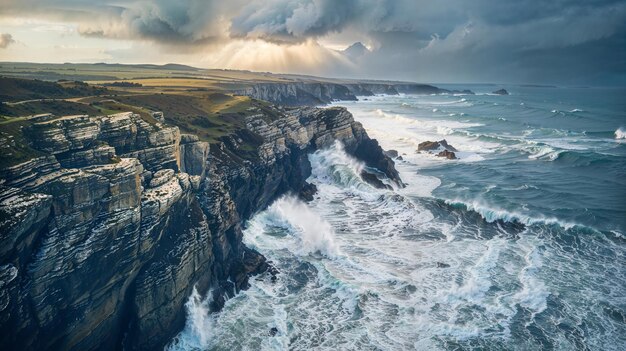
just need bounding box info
[0,106,400,350]
[238,82,473,105]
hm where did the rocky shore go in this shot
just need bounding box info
[0,105,400,350]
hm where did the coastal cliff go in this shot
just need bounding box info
[238,82,473,106]
[0,106,400,350]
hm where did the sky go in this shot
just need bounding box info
[0,0,625,85]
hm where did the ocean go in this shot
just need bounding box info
[168,86,626,350]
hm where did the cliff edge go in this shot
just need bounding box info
[0,105,401,350]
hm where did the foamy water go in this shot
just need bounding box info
[169,86,626,350]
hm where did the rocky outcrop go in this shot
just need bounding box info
[493,89,509,95]
[345,83,399,96]
[417,139,457,153]
[417,139,458,159]
[238,82,357,106]
[0,106,401,351]
[238,82,474,105]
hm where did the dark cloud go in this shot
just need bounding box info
[0,0,231,45]
[0,33,15,49]
[0,0,625,84]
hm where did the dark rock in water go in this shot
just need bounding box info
[417,139,458,153]
[436,150,457,159]
[436,262,451,268]
[397,156,403,161]
[417,140,441,152]
[269,327,279,336]
[383,149,399,158]
[438,139,458,152]
[360,170,392,190]
[298,182,318,202]
[351,135,403,188]
[493,89,509,95]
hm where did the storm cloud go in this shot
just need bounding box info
[0,0,625,84]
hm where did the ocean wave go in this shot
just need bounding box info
[436,126,454,135]
[570,108,584,113]
[615,127,626,139]
[167,287,216,351]
[443,199,577,229]
[550,150,619,167]
[308,140,395,192]
[423,99,469,106]
[525,144,560,161]
[264,196,339,257]
[503,184,539,191]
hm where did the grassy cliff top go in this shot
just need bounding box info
[0,76,286,168]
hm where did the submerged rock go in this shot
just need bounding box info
[436,150,457,160]
[360,170,392,190]
[298,182,318,202]
[436,262,451,268]
[493,89,509,95]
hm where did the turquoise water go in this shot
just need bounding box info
[168,87,626,350]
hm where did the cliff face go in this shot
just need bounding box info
[0,106,400,350]
[239,82,473,105]
[237,82,358,106]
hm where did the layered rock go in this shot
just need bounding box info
[238,82,474,105]
[238,82,357,106]
[0,106,401,351]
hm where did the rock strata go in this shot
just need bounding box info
[0,105,401,351]
[239,82,474,105]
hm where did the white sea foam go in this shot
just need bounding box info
[615,127,626,139]
[166,93,625,351]
[266,196,339,257]
[366,108,495,159]
[167,287,216,351]
[512,244,550,315]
